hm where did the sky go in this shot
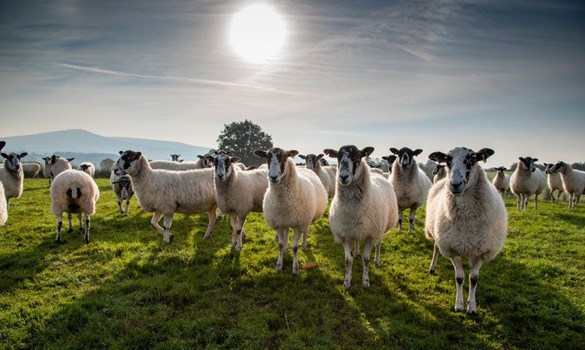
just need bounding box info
[1,0,584,167]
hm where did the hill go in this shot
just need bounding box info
[0,129,213,166]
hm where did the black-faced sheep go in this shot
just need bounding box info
[492,166,511,198]
[543,163,564,202]
[0,149,28,206]
[79,162,95,177]
[425,147,507,315]
[110,168,134,216]
[298,153,336,197]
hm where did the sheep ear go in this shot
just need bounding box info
[533,158,538,163]
[0,153,7,159]
[413,149,423,156]
[317,153,324,160]
[0,141,5,150]
[119,150,124,155]
[476,148,494,163]
[428,152,448,163]
[67,158,75,162]
[19,152,28,159]
[323,149,337,158]
[231,156,241,163]
[135,152,142,159]
[254,150,267,158]
[361,147,374,158]
[298,154,306,160]
[197,155,204,159]
[381,156,389,161]
[389,147,399,155]
[288,150,299,158]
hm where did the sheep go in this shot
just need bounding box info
[381,154,397,176]
[22,162,42,178]
[110,169,134,215]
[0,141,7,226]
[323,146,399,290]
[388,147,432,234]
[543,163,564,202]
[298,153,336,197]
[211,151,268,250]
[432,164,447,184]
[50,169,100,244]
[113,150,217,243]
[510,157,547,211]
[552,161,585,209]
[79,162,95,177]
[44,155,74,183]
[0,150,28,206]
[425,147,507,315]
[491,166,511,198]
[149,154,212,171]
[254,148,328,275]
[170,154,183,162]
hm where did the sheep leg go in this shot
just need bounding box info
[408,207,416,235]
[77,213,83,232]
[515,194,521,211]
[352,240,361,259]
[55,214,63,243]
[291,228,302,275]
[162,214,174,243]
[361,238,374,288]
[467,257,483,315]
[117,194,124,214]
[374,241,381,267]
[150,212,164,235]
[229,214,238,249]
[397,208,404,234]
[301,230,308,251]
[523,195,529,212]
[533,194,539,210]
[203,207,218,240]
[276,227,288,271]
[342,239,354,290]
[84,213,90,244]
[236,215,246,250]
[451,257,466,312]
[429,243,440,274]
[124,199,130,216]
[67,212,73,233]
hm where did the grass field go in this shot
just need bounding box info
[1,178,584,349]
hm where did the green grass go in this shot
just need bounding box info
[1,178,584,349]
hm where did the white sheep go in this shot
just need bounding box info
[381,154,397,179]
[552,161,585,209]
[0,141,7,226]
[44,155,74,182]
[432,164,447,184]
[389,147,432,234]
[425,147,507,315]
[491,166,511,198]
[149,154,212,171]
[510,157,547,211]
[0,150,28,206]
[113,150,217,243]
[254,148,328,275]
[79,162,95,177]
[323,146,399,290]
[298,153,336,197]
[22,162,42,178]
[50,169,100,243]
[211,151,268,250]
[110,169,134,215]
[543,163,564,202]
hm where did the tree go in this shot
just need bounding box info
[216,119,273,166]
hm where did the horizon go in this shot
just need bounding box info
[1,1,584,167]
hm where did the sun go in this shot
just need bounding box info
[229,4,287,64]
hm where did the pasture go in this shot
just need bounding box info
[1,178,584,349]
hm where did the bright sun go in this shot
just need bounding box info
[229,4,287,64]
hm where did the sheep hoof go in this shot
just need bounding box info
[428,268,435,274]
[343,280,351,290]
[276,264,283,271]
[55,238,64,244]
[374,261,381,268]
[466,310,478,318]
[454,305,465,313]
[68,228,73,233]
[84,238,89,244]
[292,264,300,275]
[203,233,212,240]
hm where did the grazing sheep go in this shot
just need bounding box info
[50,169,100,243]
[110,169,134,215]
[425,147,507,315]
[149,154,212,171]
[0,150,28,205]
[492,166,511,198]
[22,162,42,178]
[298,153,336,197]
[79,162,95,177]
[113,150,217,243]
[510,157,546,211]
[432,164,447,184]
[211,151,268,250]
[389,147,432,234]
[324,146,399,290]
[552,161,585,209]
[254,148,328,275]
[543,163,564,202]
[0,141,7,225]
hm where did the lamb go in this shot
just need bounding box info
[298,153,336,197]
[110,169,134,215]
[0,149,28,205]
[432,164,447,184]
[79,162,95,177]
[510,157,546,211]
[211,151,268,250]
[254,148,328,275]
[323,146,399,290]
[22,162,42,178]
[552,161,585,209]
[113,150,217,243]
[388,147,432,234]
[491,166,511,198]
[149,154,212,171]
[543,163,564,202]
[50,169,100,244]
[0,141,7,226]
[425,147,507,315]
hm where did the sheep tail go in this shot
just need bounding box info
[67,187,82,199]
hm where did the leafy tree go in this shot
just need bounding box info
[216,119,273,166]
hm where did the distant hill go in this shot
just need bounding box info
[0,129,213,167]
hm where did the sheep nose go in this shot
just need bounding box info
[270,175,278,182]
[450,180,464,191]
[339,173,349,182]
